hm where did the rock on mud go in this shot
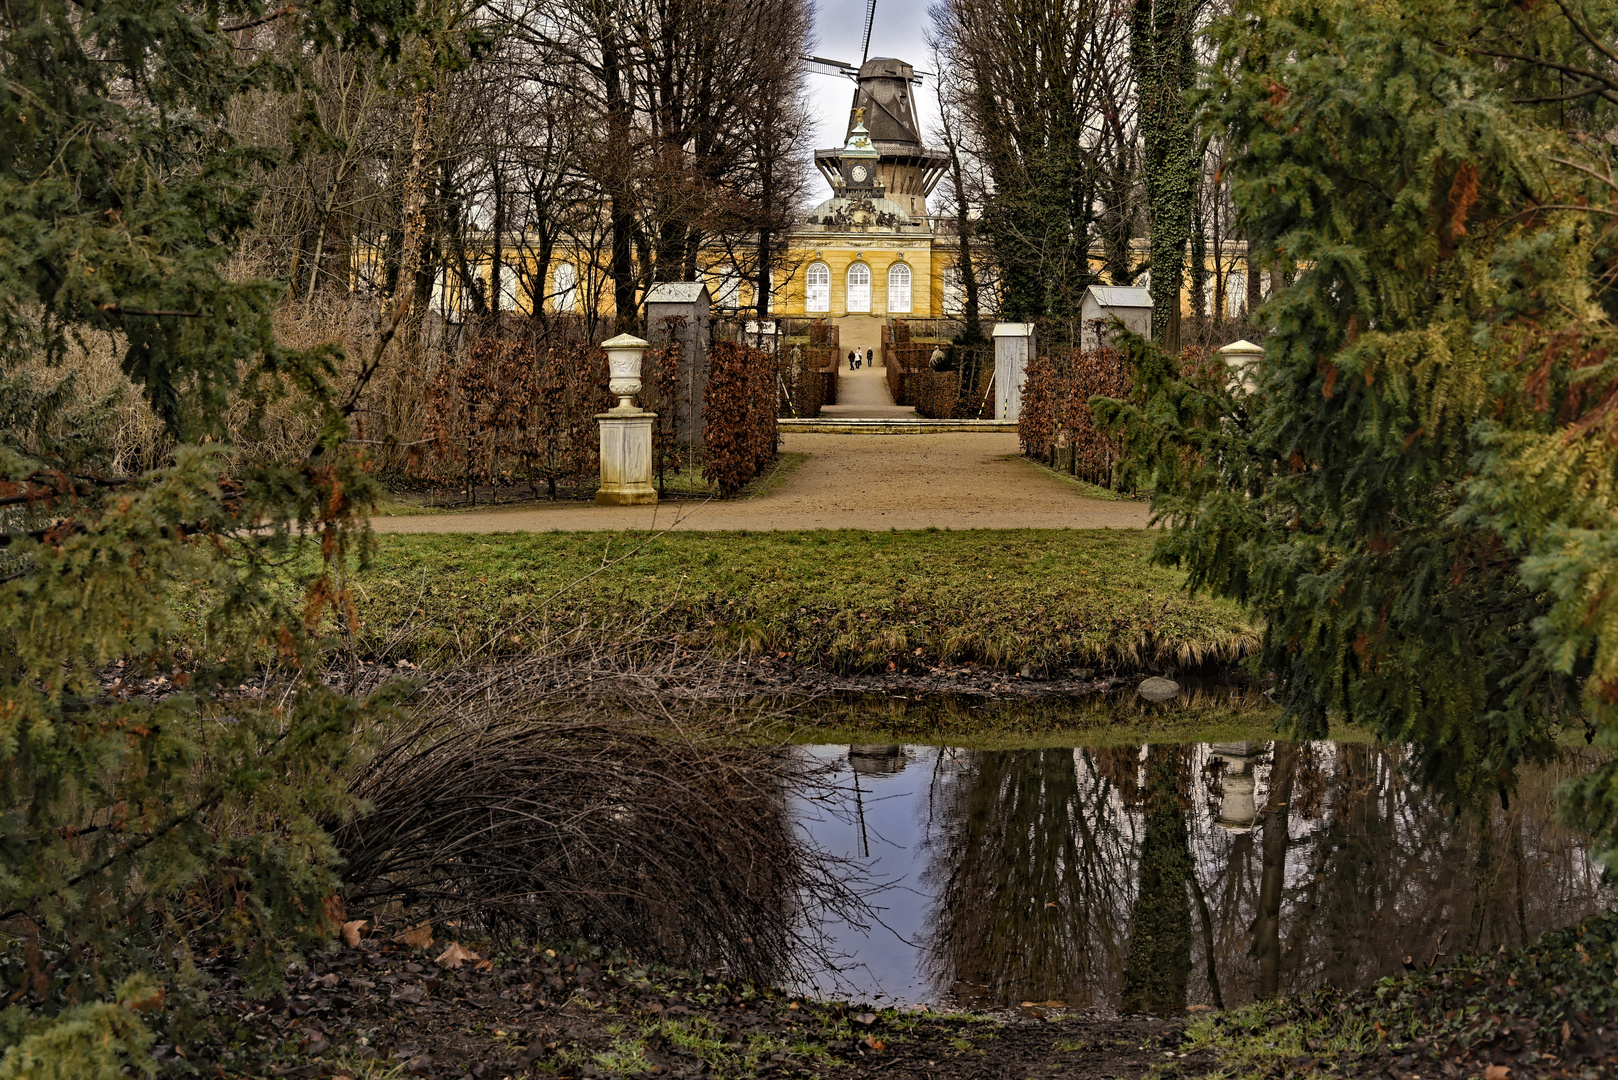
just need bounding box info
[1137,677,1181,702]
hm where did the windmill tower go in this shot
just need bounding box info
[802,5,949,220]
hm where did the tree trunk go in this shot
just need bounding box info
[490,155,504,326]
[1252,740,1299,999]
[397,71,439,366]
[1130,0,1200,352]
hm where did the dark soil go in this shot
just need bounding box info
[184,938,1217,1080]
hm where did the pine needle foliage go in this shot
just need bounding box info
[1095,0,1618,853]
[0,0,413,1070]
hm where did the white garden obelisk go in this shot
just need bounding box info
[595,334,658,506]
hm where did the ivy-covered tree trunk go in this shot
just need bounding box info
[1129,0,1201,351]
[1120,746,1193,1014]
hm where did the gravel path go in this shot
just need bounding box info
[373,432,1152,533]
[820,362,917,419]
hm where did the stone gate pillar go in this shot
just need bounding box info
[645,282,712,449]
[992,322,1036,422]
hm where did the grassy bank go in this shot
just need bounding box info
[1184,914,1618,1077]
[341,528,1256,673]
[767,690,1299,747]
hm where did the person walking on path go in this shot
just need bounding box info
[848,349,857,371]
[866,348,875,369]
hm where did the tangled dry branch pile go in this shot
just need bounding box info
[333,660,870,983]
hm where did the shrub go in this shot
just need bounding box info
[1019,347,1132,485]
[702,341,778,496]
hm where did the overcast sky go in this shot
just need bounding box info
[801,0,944,193]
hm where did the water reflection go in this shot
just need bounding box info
[792,741,1613,1013]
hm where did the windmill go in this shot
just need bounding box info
[799,3,948,220]
[800,1,926,87]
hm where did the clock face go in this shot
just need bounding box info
[851,165,868,183]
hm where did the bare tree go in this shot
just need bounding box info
[932,0,1128,323]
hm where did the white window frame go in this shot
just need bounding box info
[552,262,578,312]
[942,264,963,314]
[887,262,912,313]
[805,262,830,312]
[712,266,742,310]
[1226,272,1247,319]
[847,262,871,313]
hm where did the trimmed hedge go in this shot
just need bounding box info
[703,341,778,496]
[1019,347,1131,485]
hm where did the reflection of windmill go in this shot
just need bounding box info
[799,3,948,220]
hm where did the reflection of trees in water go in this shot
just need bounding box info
[917,742,1612,1011]
[918,748,1141,1007]
[1227,744,1609,999]
[1120,746,1194,1014]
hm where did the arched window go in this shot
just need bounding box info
[847,262,871,313]
[711,266,742,309]
[942,264,963,314]
[887,262,912,313]
[1226,272,1246,319]
[552,262,578,312]
[805,262,830,312]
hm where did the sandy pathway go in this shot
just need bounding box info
[373,432,1152,534]
[820,363,917,419]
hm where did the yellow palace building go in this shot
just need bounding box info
[401,56,1256,341]
[769,58,963,356]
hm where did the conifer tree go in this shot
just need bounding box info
[1097,0,1618,854]
[0,0,411,1069]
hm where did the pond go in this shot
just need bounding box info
[789,741,1614,1015]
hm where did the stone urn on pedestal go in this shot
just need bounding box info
[595,333,658,506]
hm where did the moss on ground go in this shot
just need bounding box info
[343,528,1256,671]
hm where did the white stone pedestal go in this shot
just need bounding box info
[596,410,658,506]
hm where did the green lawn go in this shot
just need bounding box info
[345,528,1256,672]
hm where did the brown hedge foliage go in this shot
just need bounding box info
[1018,347,1131,486]
[703,341,778,496]
[779,343,836,418]
[881,339,992,419]
[420,325,683,501]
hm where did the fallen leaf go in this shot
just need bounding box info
[855,1012,877,1026]
[390,984,426,1005]
[1484,1068,1510,1080]
[435,942,482,969]
[341,920,369,947]
[473,958,494,973]
[394,923,433,949]
[322,894,346,929]
[1186,1004,1214,1013]
[863,1036,884,1051]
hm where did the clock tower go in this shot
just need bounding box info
[839,108,881,195]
